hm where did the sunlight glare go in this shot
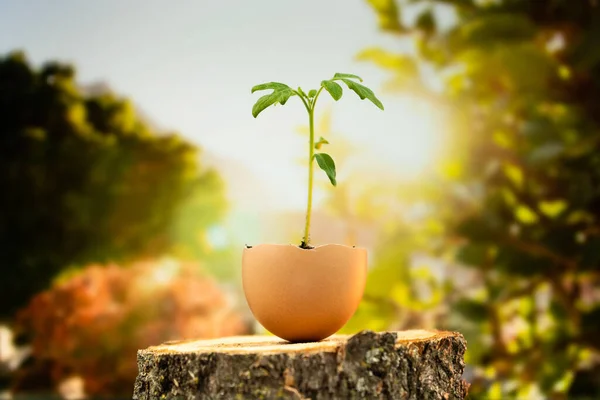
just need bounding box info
[371,97,445,176]
[150,259,180,286]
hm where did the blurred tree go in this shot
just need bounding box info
[14,260,247,396]
[0,51,226,318]
[362,0,600,397]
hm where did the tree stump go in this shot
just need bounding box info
[133,330,469,400]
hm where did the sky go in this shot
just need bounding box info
[0,0,451,241]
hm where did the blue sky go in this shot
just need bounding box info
[0,0,451,218]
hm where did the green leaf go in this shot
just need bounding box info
[333,72,363,82]
[314,153,337,186]
[308,89,317,98]
[314,136,329,150]
[297,87,307,97]
[251,82,291,93]
[251,82,296,118]
[321,80,343,101]
[340,78,384,110]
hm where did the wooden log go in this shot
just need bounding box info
[133,330,469,400]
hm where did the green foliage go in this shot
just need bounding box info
[362,0,600,397]
[314,153,337,186]
[0,51,226,318]
[320,73,384,109]
[415,9,436,35]
[338,78,384,110]
[333,73,362,81]
[366,0,404,33]
[454,299,488,323]
[356,48,420,90]
[356,48,418,74]
[251,73,383,246]
[320,80,343,101]
[456,243,489,266]
[250,82,296,117]
[451,14,536,50]
[342,222,446,334]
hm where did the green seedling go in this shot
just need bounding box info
[251,73,384,249]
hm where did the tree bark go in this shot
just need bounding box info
[133,330,469,400]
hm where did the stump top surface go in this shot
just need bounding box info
[141,329,459,356]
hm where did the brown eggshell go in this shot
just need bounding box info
[242,244,367,342]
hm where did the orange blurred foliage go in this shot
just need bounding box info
[13,260,248,396]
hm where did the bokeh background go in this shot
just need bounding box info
[1,0,600,398]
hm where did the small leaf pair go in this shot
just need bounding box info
[320,73,384,110]
[251,73,384,119]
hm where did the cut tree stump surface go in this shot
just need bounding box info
[133,329,469,400]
